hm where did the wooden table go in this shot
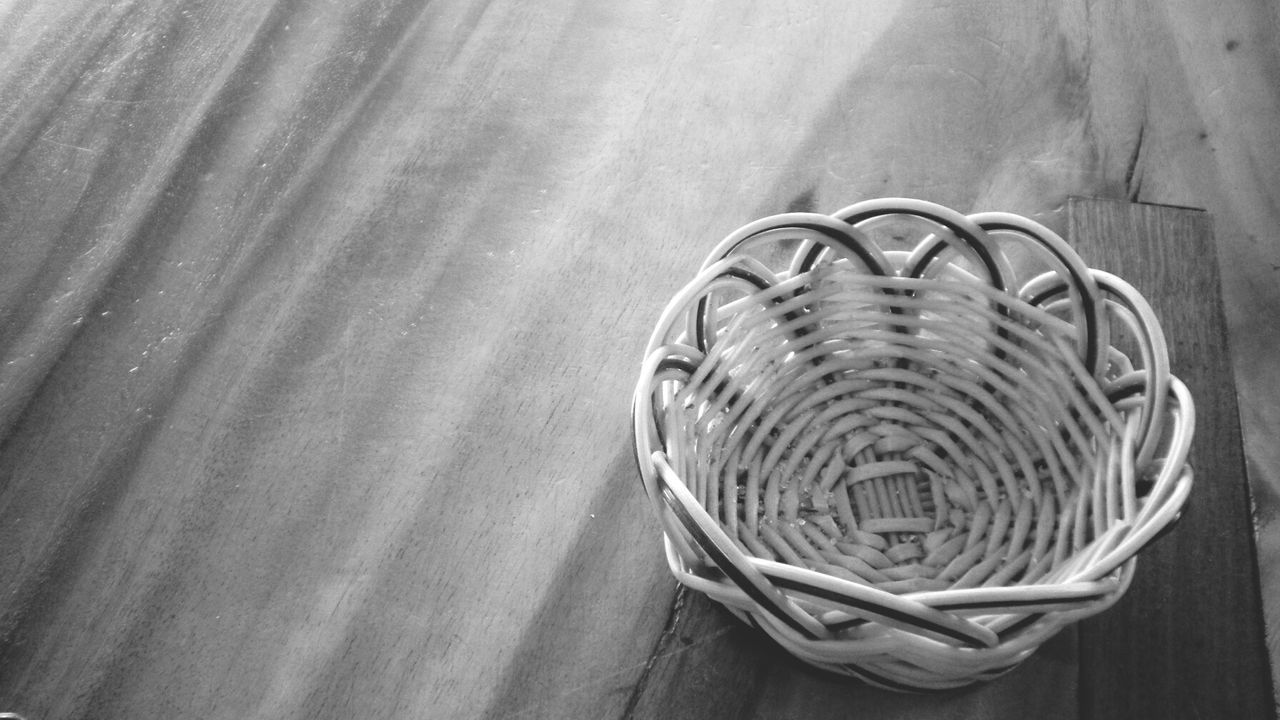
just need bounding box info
[2,2,1277,718]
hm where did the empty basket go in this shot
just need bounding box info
[631,198,1194,691]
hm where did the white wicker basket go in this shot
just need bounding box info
[631,198,1194,691]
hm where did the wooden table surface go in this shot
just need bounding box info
[3,2,1279,718]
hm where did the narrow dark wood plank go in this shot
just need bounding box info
[1069,197,1275,719]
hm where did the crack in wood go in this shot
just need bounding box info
[1124,122,1146,202]
[619,584,688,720]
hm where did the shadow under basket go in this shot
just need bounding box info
[631,198,1194,691]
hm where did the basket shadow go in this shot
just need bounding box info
[619,587,1080,720]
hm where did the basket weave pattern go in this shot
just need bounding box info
[632,199,1194,691]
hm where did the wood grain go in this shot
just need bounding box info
[1,1,1278,718]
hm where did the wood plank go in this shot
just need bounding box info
[0,1,1278,718]
[1068,197,1274,719]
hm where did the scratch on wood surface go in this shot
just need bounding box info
[34,134,97,155]
[975,34,1011,59]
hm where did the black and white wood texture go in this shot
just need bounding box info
[1,2,1277,718]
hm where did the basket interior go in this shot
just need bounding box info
[656,260,1133,595]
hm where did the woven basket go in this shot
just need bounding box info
[631,198,1194,691]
